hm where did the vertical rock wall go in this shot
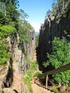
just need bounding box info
[0,29,36,93]
[36,10,70,72]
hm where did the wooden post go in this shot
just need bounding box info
[46,75,48,88]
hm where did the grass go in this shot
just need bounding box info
[23,60,38,92]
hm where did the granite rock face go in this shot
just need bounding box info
[0,30,36,93]
[36,9,70,72]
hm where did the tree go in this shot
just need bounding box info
[52,0,70,18]
[18,20,33,44]
[46,38,70,86]
[0,0,19,65]
[0,0,19,24]
[0,0,34,65]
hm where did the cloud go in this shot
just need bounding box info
[31,23,40,32]
[30,21,43,32]
[27,18,44,32]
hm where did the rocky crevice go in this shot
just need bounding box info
[0,30,36,93]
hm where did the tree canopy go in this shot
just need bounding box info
[0,0,33,65]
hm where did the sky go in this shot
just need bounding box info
[19,0,55,32]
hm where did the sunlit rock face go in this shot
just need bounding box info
[36,9,70,72]
[0,30,36,93]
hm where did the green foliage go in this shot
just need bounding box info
[0,25,15,65]
[0,0,18,65]
[0,12,6,24]
[35,33,39,47]
[52,71,70,86]
[0,0,33,66]
[0,39,10,65]
[0,25,16,38]
[0,0,19,24]
[47,38,70,86]
[49,38,70,68]
[47,0,70,19]
[0,12,5,19]
[18,20,33,43]
[50,86,59,93]
[19,9,28,20]
[23,60,37,92]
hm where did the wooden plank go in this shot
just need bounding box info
[46,75,48,88]
[42,63,70,76]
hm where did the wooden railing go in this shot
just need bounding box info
[41,63,70,88]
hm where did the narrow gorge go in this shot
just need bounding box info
[0,0,70,93]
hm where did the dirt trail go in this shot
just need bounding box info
[32,82,54,93]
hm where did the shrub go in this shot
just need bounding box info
[45,37,70,86]
[23,60,38,92]
[0,25,16,38]
[0,39,10,65]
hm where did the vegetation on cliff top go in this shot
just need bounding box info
[0,0,33,65]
